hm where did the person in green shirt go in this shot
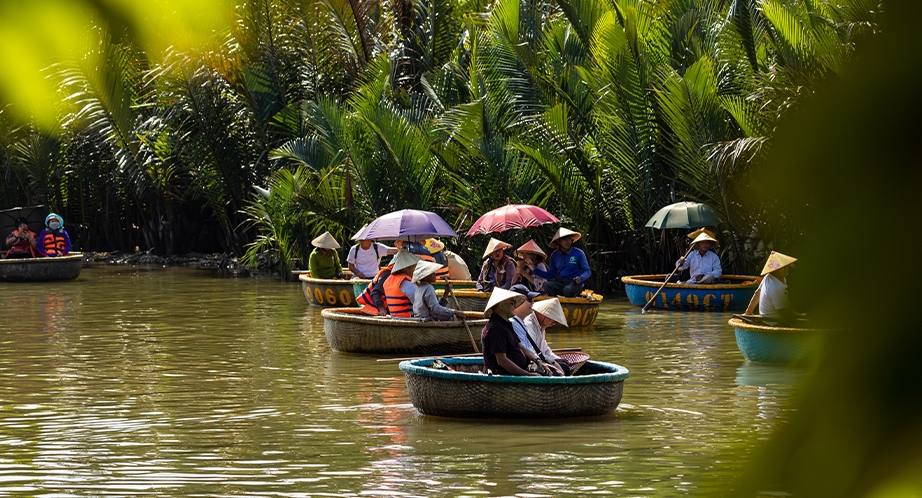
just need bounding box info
[308,232,343,279]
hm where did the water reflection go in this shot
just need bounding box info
[0,266,807,496]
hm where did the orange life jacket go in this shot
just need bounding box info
[417,253,450,278]
[5,230,36,258]
[41,231,67,256]
[357,265,393,315]
[383,272,414,317]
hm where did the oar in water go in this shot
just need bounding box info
[443,277,479,353]
[376,347,583,362]
[641,245,694,314]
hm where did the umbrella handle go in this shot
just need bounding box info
[443,277,479,353]
[641,245,695,314]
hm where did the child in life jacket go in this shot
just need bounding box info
[4,217,37,259]
[37,213,72,257]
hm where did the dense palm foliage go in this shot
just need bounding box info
[0,0,879,285]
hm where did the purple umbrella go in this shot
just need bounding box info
[357,209,458,242]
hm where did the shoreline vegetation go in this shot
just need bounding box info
[0,1,879,291]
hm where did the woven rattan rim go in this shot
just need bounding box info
[621,274,759,290]
[322,307,486,327]
[399,358,629,384]
[728,318,824,334]
[299,274,371,285]
[0,253,83,266]
[451,289,604,304]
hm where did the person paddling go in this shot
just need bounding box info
[413,260,466,321]
[745,251,798,325]
[675,232,722,284]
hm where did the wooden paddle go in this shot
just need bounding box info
[443,277,480,353]
[641,245,695,314]
[376,347,583,362]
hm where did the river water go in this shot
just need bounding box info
[0,265,808,496]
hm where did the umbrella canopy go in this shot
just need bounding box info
[0,205,48,247]
[358,209,458,242]
[645,201,722,230]
[466,204,559,237]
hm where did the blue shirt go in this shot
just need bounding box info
[534,247,591,283]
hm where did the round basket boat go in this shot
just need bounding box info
[621,274,759,311]
[300,272,368,307]
[0,253,84,282]
[322,307,486,355]
[449,289,603,328]
[729,317,824,365]
[399,357,629,418]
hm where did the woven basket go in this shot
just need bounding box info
[0,252,83,282]
[321,307,486,354]
[557,352,591,374]
[728,317,825,365]
[399,357,629,419]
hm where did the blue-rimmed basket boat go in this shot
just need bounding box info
[399,357,629,418]
[321,307,486,354]
[0,253,83,282]
[449,289,603,328]
[729,317,824,365]
[621,274,759,311]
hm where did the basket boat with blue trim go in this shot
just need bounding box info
[0,253,83,282]
[621,274,759,311]
[399,357,629,418]
[729,316,824,365]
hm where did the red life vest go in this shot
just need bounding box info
[5,230,36,258]
[357,265,393,315]
[383,273,414,317]
[41,231,68,256]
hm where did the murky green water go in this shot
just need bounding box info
[0,266,808,496]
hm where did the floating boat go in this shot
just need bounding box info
[321,307,486,354]
[621,274,759,311]
[0,253,84,282]
[729,317,823,365]
[299,272,368,307]
[449,289,603,328]
[399,357,629,418]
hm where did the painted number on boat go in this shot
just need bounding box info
[644,291,733,311]
[561,306,598,327]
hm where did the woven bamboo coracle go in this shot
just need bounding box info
[621,274,759,312]
[322,308,487,354]
[399,357,629,419]
[300,272,368,307]
[729,317,825,365]
[0,253,83,282]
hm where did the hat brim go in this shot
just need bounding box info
[549,233,581,249]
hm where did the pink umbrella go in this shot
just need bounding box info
[466,204,559,236]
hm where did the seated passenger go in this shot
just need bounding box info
[308,232,343,279]
[383,250,421,317]
[526,297,572,375]
[37,213,72,257]
[513,239,548,291]
[356,264,394,316]
[4,217,37,259]
[529,228,590,297]
[509,284,561,376]
[425,238,471,281]
[413,261,466,321]
[675,232,722,284]
[480,288,538,376]
[745,251,797,325]
[346,226,396,279]
[476,238,515,292]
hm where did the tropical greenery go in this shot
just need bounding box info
[0,0,879,285]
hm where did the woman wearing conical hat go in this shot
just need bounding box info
[512,239,548,291]
[675,232,722,284]
[525,298,571,375]
[745,251,797,325]
[527,228,591,297]
[476,238,516,292]
[412,260,466,322]
[480,288,539,376]
[308,231,343,279]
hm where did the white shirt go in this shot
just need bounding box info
[510,316,537,354]
[758,273,789,319]
[524,313,557,360]
[347,243,391,278]
[677,250,722,280]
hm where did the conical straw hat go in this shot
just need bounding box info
[690,232,719,247]
[312,231,341,249]
[482,238,513,259]
[391,250,421,272]
[423,238,445,254]
[483,287,526,318]
[532,298,568,327]
[687,227,715,240]
[761,251,797,276]
[412,260,443,284]
[350,224,369,241]
[549,227,581,249]
[515,239,547,259]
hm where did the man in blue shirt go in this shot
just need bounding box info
[528,228,591,297]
